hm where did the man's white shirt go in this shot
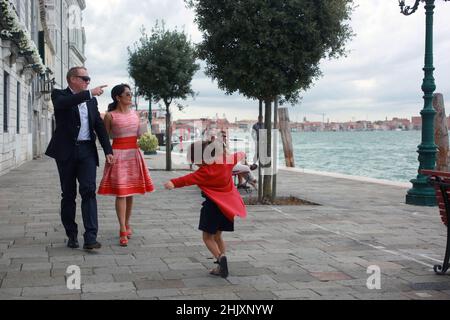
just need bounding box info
[69,87,92,141]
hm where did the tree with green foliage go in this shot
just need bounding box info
[128,22,199,171]
[187,0,354,202]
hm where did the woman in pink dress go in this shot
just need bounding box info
[98,84,154,246]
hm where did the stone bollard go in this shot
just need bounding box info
[433,93,449,171]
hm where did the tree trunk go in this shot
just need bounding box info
[258,99,263,203]
[272,97,278,201]
[165,104,172,171]
[433,93,449,171]
[263,99,272,202]
[279,107,295,167]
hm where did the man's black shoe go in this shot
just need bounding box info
[83,242,101,250]
[67,238,79,249]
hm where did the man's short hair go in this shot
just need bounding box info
[66,67,87,83]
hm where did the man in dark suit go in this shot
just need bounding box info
[46,66,114,250]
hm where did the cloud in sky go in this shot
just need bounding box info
[83,0,450,122]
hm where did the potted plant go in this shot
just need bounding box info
[138,132,159,155]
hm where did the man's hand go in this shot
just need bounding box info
[91,85,108,97]
[106,154,114,165]
[164,181,175,190]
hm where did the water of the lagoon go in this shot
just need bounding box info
[172,130,427,183]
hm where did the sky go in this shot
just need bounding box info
[83,0,450,123]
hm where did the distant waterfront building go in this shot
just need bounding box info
[301,121,323,132]
[235,120,254,131]
[411,117,422,130]
[386,118,411,131]
[0,0,86,176]
[287,117,417,132]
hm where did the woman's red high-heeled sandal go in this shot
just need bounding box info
[119,231,128,247]
[126,225,132,239]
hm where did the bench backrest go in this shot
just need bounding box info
[432,180,449,226]
[421,170,450,226]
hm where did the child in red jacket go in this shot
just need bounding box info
[164,140,247,278]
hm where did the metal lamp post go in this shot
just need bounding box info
[400,0,448,206]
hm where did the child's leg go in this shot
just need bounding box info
[214,231,226,256]
[202,232,221,259]
[214,231,229,278]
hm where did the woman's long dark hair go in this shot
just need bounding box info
[107,84,131,112]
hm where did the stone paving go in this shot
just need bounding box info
[0,152,450,300]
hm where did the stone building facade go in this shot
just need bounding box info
[0,0,86,176]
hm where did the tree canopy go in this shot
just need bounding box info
[128,22,199,107]
[128,21,199,171]
[187,0,354,103]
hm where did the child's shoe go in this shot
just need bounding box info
[218,255,228,278]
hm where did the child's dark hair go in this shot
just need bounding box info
[188,140,225,165]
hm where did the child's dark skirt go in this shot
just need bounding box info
[199,193,234,235]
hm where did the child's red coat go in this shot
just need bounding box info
[170,152,248,221]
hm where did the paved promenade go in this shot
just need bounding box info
[0,152,450,300]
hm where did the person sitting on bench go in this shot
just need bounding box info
[215,131,257,190]
[233,157,257,190]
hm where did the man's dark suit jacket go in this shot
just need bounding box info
[45,88,113,166]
